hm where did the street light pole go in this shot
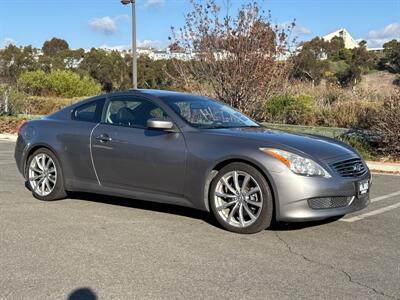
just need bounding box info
[131,1,137,89]
[121,0,137,89]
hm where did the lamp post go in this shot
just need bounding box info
[121,0,137,89]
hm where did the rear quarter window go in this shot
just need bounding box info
[72,98,105,123]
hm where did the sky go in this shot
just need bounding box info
[0,0,399,50]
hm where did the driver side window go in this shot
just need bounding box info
[105,97,168,128]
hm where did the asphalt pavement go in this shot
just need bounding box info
[0,140,399,299]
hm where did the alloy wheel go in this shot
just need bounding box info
[214,170,263,228]
[28,153,57,197]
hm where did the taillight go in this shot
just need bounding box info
[17,121,28,136]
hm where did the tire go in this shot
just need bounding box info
[26,148,67,201]
[210,162,273,234]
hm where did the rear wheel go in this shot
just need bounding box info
[27,148,67,201]
[210,163,273,234]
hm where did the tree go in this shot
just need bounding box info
[169,0,294,119]
[327,36,345,57]
[335,44,373,87]
[291,38,330,85]
[0,44,39,84]
[78,48,131,92]
[39,38,73,71]
[42,37,69,56]
[336,63,361,87]
[379,40,400,73]
[168,42,183,52]
[137,56,177,89]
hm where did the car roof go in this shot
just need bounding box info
[134,89,189,97]
[104,89,200,99]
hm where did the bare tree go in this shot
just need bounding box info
[170,0,295,119]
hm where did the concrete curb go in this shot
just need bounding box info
[0,134,17,142]
[1,133,399,174]
[366,161,400,174]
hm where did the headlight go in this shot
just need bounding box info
[260,148,331,178]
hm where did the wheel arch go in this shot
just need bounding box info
[24,143,64,181]
[203,157,279,219]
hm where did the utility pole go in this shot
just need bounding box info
[121,0,137,89]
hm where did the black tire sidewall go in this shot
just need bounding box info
[209,162,274,234]
[26,148,66,201]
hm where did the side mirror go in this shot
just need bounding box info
[147,118,175,131]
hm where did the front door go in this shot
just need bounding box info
[91,96,187,197]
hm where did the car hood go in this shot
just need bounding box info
[205,127,358,161]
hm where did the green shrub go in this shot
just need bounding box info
[47,70,101,98]
[338,135,374,160]
[3,86,79,115]
[17,70,101,98]
[315,99,377,128]
[17,70,48,95]
[264,94,315,125]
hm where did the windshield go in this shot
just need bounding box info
[160,95,260,129]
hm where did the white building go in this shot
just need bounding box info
[148,48,197,61]
[322,28,359,49]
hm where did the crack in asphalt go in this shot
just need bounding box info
[274,232,398,300]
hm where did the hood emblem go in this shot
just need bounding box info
[354,163,363,172]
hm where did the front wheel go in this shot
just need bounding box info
[26,148,67,201]
[210,163,273,234]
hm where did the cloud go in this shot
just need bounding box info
[293,26,311,36]
[364,23,400,48]
[143,0,164,9]
[115,14,129,22]
[138,39,161,48]
[89,16,117,35]
[3,37,16,47]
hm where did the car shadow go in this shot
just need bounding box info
[268,215,344,231]
[67,192,219,227]
[26,182,343,232]
[68,287,97,300]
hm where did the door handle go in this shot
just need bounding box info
[95,133,112,143]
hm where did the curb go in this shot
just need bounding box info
[0,134,17,142]
[366,161,400,174]
[1,133,399,174]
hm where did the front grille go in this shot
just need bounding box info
[331,158,367,177]
[308,196,354,209]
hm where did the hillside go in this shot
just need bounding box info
[358,71,397,96]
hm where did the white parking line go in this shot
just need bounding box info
[370,190,400,203]
[340,190,400,222]
[341,202,400,222]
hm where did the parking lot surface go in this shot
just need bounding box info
[0,140,399,299]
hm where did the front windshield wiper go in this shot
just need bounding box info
[200,125,233,129]
[231,125,261,128]
[200,125,261,129]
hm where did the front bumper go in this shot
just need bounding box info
[270,166,371,222]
